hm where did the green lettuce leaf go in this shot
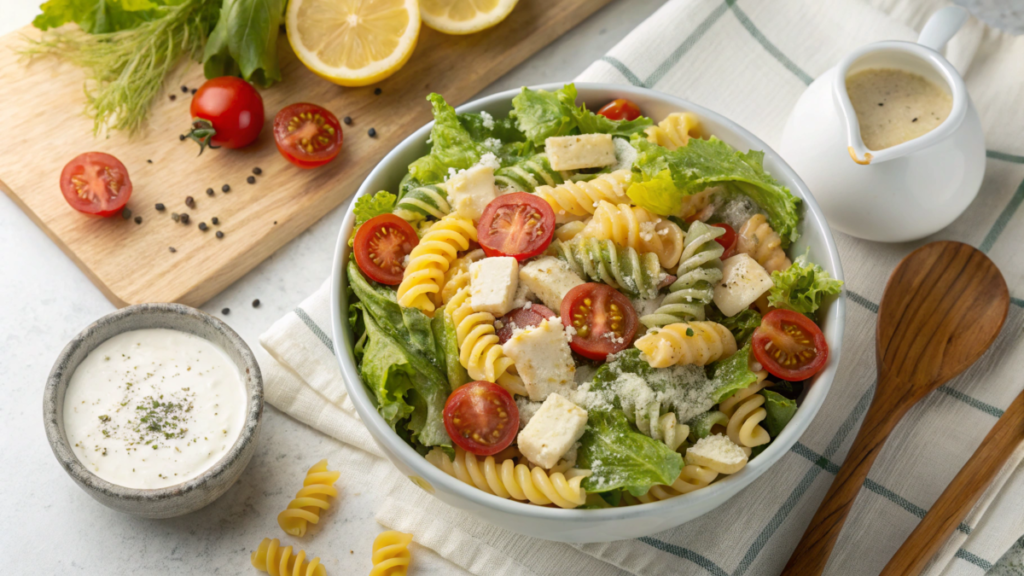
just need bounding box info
[767,255,844,316]
[510,84,653,146]
[717,309,762,347]
[439,303,470,391]
[709,344,759,403]
[578,410,684,496]
[760,389,797,437]
[202,0,285,87]
[627,136,802,245]
[408,93,481,184]
[34,0,163,34]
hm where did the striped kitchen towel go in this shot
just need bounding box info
[258,0,1024,574]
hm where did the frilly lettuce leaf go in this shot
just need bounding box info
[709,344,759,404]
[511,84,652,145]
[627,136,802,245]
[34,0,163,34]
[760,389,797,437]
[577,410,684,496]
[716,309,762,347]
[408,94,482,184]
[767,255,843,316]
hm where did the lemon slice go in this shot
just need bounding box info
[420,0,518,35]
[286,0,420,87]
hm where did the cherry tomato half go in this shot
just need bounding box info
[443,381,519,456]
[597,98,642,121]
[711,223,737,259]
[477,193,555,261]
[353,214,419,285]
[496,304,556,344]
[273,103,344,169]
[187,77,265,152]
[752,309,829,381]
[560,283,639,360]
[59,152,132,217]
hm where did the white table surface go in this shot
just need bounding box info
[0,2,666,574]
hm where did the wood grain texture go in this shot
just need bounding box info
[882,388,1024,576]
[782,241,1009,576]
[0,0,613,307]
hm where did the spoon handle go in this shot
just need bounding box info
[782,383,906,576]
[881,390,1024,576]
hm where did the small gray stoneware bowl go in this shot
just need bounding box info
[43,303,263,518]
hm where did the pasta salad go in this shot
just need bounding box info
[345,84,842,509]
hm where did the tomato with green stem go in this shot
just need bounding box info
[186,77,265,153]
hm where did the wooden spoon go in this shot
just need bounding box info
[782,241,1009,576]
[882,388,1024,575]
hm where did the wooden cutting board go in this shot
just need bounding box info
[0,0,612,307]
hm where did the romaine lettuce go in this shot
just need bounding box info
[767,255,844,316]
[760,389,797,437]
[627,136,802,245]
[510,84,652,146]
[716,309,762,347]
[709,344,759,404]
[577,410,684,496]
[408,94,482,184]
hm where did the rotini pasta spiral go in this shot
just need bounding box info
[393,183,450,222]
[634,321,737,368]
[426,447,590,509]
[440,249,484,305]
[251,538,326,576]
[634,464,719,502]
[737,214,791,273]
[640,220,725,328]
[370,531,413,576]
[720,371,771,455]
[534,170,632,223]
[645,112,702,150]
[580,201,685,269]
[551,236,663,299]
[494,154,569,192]
[397,214,477,315]
[653,412,690,452]
[277,459,341,537]
[448,287,526,396]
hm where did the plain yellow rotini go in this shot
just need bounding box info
[554,220,587,242]
[579,201,685,269]
[634,464,720,502]
[645,112,702,150]
[737,214,791,273]
[721,371,771,455]
[397,213,477,315]
[277,459,340,538]
[448,287,526,396]
[534,170,632,223]
[426,447,590,509]
[370,531,413,576]
[440,249,484,305]
[250,538,326,576]
[635,322,737,368]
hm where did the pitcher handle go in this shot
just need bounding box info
[918,6,969,51]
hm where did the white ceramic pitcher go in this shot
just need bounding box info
[780,7,985,243]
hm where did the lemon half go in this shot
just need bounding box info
[286,0,420,87]
[420,0,519,35]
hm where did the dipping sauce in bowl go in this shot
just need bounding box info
[63,328,246,489]
[846,68,952,151]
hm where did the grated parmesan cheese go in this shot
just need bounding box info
[516,396,543,430]
[476,152,500,170]
[480,110,494,129]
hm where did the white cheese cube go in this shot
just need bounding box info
[469,257,519,316]
[685,434,748,474]
[517,393,588,469]
[519,256,584,311]
[446,165,498,221]
[502,317,576,402]
[545,134,617,171]
[713,253,774,317]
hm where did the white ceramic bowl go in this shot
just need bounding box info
[330,83,846,543]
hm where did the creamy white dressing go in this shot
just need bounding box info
[63,329,246,489]
[846,68,953,151]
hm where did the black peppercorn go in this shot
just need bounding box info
[121,208,132,220]
[247,176,256,184]
[222,308,230,315]
[343,116,352,125]
[252,167,262,175]
[206,187,214,196]
[179,134,185,141]
[252,299,261,308]
[211,217,220,225]
[169,247,177,253]
[181,85,188,93]
[180,213,190,224]
[170,94,176,101]
[368,128,377,137]
[185,196,195,208]
[374,87,382,95]
[222,184,230,192]
[134,216,142,224]
[191,88,196,95]
[198,222,208,231]
[216,231,224,239]
[147,159,153,164]
[155,203,165,211]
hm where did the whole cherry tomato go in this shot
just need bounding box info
[186,77,265,153]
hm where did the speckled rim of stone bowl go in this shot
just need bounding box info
[43,303,263,519]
